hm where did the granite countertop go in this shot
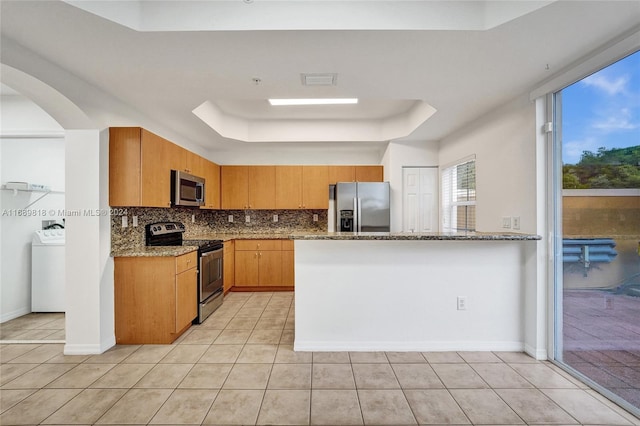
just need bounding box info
[112,245,199,257]
[289,231,541,241]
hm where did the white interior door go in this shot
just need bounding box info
[403,167,438,232]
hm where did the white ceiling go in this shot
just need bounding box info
[1,1,639,150]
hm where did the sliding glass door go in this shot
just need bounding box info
[553,50,640,414]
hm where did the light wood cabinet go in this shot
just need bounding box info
[355,165,384,182]
[109,127,141,206]
[109,127,221,208]
[328,165,384,184]
[302,166,329,209]
[221,166,276,209]
[201,160,220,210]
[275,166,303,209]
[275,166,328,209]
[329,165,356,184]
[234,239,287,287]
[114,251,198,344]
[109,127,173,208]
[223,240,235,293]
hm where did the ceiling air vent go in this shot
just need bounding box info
[301,73,337,86]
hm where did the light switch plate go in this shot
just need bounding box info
[245,215,250,223]
[228,215,233,223]
[132,215,138,227]
[313,214,318,222]
[273,214,278,222]
[502,217,511,229]
[121,216,128,228]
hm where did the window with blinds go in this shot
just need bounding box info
[442,158,476,232]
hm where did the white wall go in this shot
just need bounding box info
[210,143,385,165]
[0,95,65,322]
[381,140,439,232]
[438,94,537,233]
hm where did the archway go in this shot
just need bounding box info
[1,63,114,354]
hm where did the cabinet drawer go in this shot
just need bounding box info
[235,239,282,251]
[176,251,197,274]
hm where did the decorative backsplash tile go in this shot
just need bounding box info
[111,207,327,251]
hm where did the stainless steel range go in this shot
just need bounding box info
[145,222,224,324]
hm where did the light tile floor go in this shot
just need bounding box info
[1,291,639,425]
[0,312,65,342]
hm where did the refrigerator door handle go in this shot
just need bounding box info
[353,197,358,232]
[357,197,362,232]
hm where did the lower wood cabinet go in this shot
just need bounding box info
[114,251,198,344]
[234,239,294,288]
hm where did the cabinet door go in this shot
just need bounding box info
[201,160,220,210]
[167,141,187,173]
[275,166,303,209]
[109,127,141,206]
[282,249,295,286]
[221,166,249,209]
[223,241,235,292]
[185,151,204,176]
[235,251,259,286]
[328,165,355,184]
[355,166,383,182]
[176,267,198,331]
[302,166,329,209]
[248,166,276,209]
[141,130,173,207]
[259,251,282,286]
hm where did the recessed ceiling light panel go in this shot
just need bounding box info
[268,98,358,106]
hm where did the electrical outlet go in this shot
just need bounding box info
[313,214,318,222]
[132,215,138,227]
[191,214,195,223]
[245,215,250,223]
[121,216,128,228]
[457,296,467,310]
[512,216,520,230]
[228,215,233,223]
[273,214,278,222]
[502,217,511,229]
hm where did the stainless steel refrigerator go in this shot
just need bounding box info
[334,182,390,232]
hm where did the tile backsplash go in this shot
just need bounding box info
[111,207,327,251]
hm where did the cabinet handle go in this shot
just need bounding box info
[254,253,258,258]
[259,252,262,258]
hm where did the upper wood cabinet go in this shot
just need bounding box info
[328,165,384,184]
[221,165,276,209]
[110,127,172,208]
[110,127,221,208]
[328,166,356,184]
[275,166,302,209]
[201,160,220,210]
[302,166,329,209]
[355,165,384,182]
[275,166,328,209]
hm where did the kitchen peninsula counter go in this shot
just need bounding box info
[293,231,545,359]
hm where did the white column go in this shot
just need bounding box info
[64,129,114,354]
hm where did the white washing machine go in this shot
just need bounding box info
[31,229,65,312]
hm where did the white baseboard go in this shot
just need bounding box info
[524,343,548,360]
[294,340,525,352]
[1,307,31,323]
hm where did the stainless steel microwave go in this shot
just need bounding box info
[171,170,205,207]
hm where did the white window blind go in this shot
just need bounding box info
[442,158,476,232]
